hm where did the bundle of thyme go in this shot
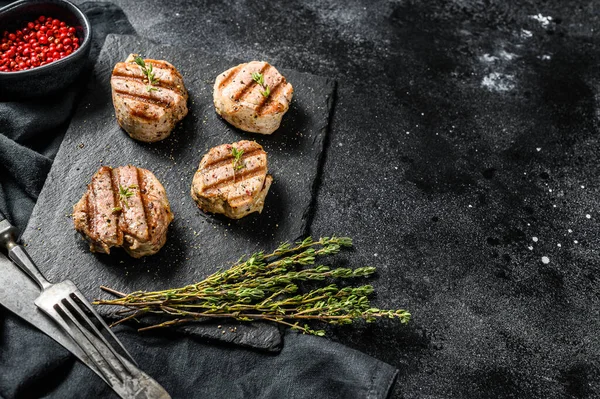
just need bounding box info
[94,236,410,336]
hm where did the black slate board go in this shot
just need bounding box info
[20,34,335,350]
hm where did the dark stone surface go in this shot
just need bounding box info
[21,34,335,350]
[7,0,600,397]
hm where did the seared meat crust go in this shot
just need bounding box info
[191,140,272,219]
[213,61,293,134]
[73,165,173,258]
[111,54,188,142]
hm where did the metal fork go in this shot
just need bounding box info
[0,217,171,399]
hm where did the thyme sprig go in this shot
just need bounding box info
[252,71,270,98]
[94,236,410,336]
[118,185,137,209]
[231,146,244,170]
[134,55,160,92]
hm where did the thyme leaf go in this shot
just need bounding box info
[251,72,265,87]
[134,55,160,92]
[252,71,270,98]
[231,146,245,170]
[118,185,136,209]
[260,85,270,98]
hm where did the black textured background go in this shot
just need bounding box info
[7,0,600,398]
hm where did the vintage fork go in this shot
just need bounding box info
[0,216,171,399]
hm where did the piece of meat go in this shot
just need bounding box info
[111,54,188,142]
[191,140,273,219]
[213,61,293,134]
[73,165,173,258]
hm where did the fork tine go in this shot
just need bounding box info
[59,297,128,383]
[52,303,117,386]
[70,290,139,366]
[68,293,136,374]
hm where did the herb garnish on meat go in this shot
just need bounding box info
[252,72,270,98]
[134,55,160,92]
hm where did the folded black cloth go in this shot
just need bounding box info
[0,2,399,398]
[1,314,398,398]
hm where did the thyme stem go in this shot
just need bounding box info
[94,236,410,336]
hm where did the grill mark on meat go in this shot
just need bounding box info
[93,167,118,245]
[227,190,259,204]
[113,90,173,108]
[219,65,243,88]
[88,175,98,242]
[232,63,269,102]
[136,167,151,236]
[256,79,286,116]
[202,148,264,171]
[84,191,96,241]
[227,173,272,203]
[117,166,146,241]
[130,108,161,122]
[110,167,123,244]
[145,59,176,72]
[111,73,179,92]
[202,168,267,194]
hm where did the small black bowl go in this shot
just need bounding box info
[0,0,91,100]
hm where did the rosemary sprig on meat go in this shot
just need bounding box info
[94,236,410,336]
[134,55,159,92]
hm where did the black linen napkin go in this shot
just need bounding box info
[0,2,399,398]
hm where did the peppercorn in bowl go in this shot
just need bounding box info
[0,0,91,100]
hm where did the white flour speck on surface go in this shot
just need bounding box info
[540,54,552,61]
[528,246,534,251]
[557,243,561,247]
[532,237,539,242]
[536,147,542,152]
[586,214,592,219]
[568,229,573,233]
[530,14,553,28]
[574,240,579,244]
[373,253,378,257]
[481,72,515,92]
[541,256,550,264]
[581,185,585,189]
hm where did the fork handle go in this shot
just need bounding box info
[0,219,51,291]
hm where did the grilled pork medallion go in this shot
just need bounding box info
[213,61,293,134]
[111,54,188,142]
[191,140,272,219]
[73,165,173,258]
